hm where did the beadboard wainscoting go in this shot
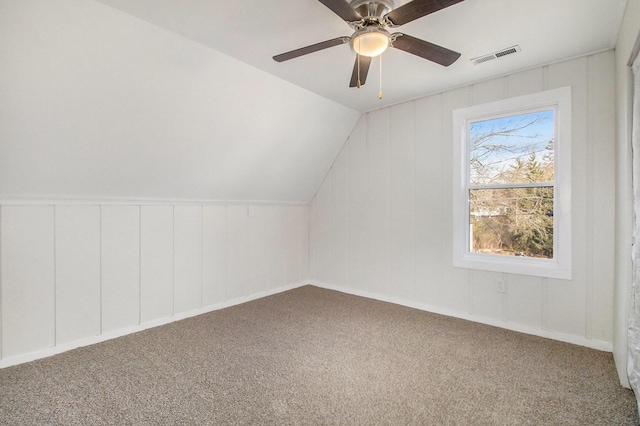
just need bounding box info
[310,51,616,351]
[0,202,309,367]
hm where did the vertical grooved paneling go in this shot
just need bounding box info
[173,206,203,314]
[347,117,368,293]
[248,206,270,295]
[296,207,302,283]
[99,207,102,333]
[502,76,509,99]
[472,78,505,105]
[1,201,310,363]
[138,206,142,325]
[506,274,542,328]
[415,95,444,306]
[586,55,595,340]
[467,270,473,314]
[300,205,310,282]
[310,201,315,280]
[202,206,227,306]
[502,273,508,322]
[309,52,616,349]
[273,207,284,289]
[201,207,204,307]
[51,207,56,343]
[101,206,140,333]
[226,205,232,294]
[388,110,393,299]
[508,68,544,98]
[0,207,2,358]
[590,51,616,342]
[225,206,229,296]
[546,57,588,337]
[414,102,418,302]
[542,278,549,330]
[172,206,175,316]
[471,269,502,321]
[368,108,391,295]
[346,142,350,291]
[247,207,256,295]
[285,206,303,287]
[1,206,55,358]
[314,174,332,284]
[366,114,371,294]
[53,207,57,346]
[227,205,249,299]
[441,86,470,313]
[140,206,174,323]
[390,102,416,301]
[55,206,101,344]
[543,65,549,90]
[331,146,349,288]
[283,207,297,286]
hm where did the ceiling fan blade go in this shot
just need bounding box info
[391,33,461,66]
[318,0,363,22]
[384,0,464,27]
[273,37,349,62]
[349,55,372,88]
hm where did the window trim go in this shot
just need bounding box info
[452,87,572,280]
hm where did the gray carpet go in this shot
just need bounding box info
[0,285,637,425]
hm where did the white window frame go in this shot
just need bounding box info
[452,87,572,280]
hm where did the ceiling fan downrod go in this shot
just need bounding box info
[349,0,395,24]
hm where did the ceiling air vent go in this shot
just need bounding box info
[471,45,521,65]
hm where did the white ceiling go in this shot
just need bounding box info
[0,0,360,202]
[94,0,627,113]
[0,0,629,203]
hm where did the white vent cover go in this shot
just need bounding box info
[471,45,521,65]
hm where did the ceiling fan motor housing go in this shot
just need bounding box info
[348,0,395,57]
[350,0,395,19]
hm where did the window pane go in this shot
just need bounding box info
[469,187,553,259]
[469,110,555,185]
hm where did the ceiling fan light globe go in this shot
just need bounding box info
[351,29,390,57]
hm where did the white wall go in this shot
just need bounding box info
[0,202,309,367]
[311,51,616,351]
[0,0,360,203]
[614,0,640,388]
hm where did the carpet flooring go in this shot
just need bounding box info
[0,285,637,425]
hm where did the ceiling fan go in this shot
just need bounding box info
[273,0,464,88]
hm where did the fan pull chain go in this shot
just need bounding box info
[379,54,383,99]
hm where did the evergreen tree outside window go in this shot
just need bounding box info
[469,109,555,258]
[453,88,572,279]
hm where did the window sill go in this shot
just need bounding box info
[453,252,572,280]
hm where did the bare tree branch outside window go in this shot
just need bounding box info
[468,110,555,259]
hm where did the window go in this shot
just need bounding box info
[452,87,572,280]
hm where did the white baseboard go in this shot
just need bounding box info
[0,281,308,369]
[2,279,611,369]
[310,281,613,352]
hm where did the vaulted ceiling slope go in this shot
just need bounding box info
[0,0,361,203]
[92,0,627,113]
